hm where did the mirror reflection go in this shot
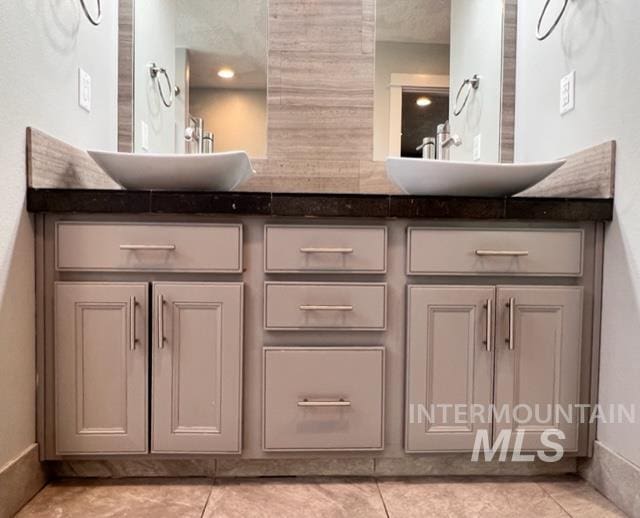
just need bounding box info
[134,0,267,156]
[374,0,505,163]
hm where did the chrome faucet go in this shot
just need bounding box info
[184,115,205,154]
[436,121,462,160]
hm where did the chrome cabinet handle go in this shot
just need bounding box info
[505,297,515,350]
[484,299,493,352]
[79,0,102,26]
[299,305,354,311]
[299,247,354,254]
[157,294,166,349]
[298,399,352,408]
[475,250,529,257]
[129,296,137,351]
[120,244,176,251]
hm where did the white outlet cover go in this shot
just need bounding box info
[560,70,575,115]
[141,121,150,152]
[473,134,482,161]
[78,68,91,112]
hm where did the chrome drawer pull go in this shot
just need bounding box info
[475,250,529,257]
[300,247,354,254]
[298,399,352,408]
[120,244,176,251]
[299,305,354,312]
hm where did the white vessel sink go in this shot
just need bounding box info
[88,150,255,191]
[385,157,565,197]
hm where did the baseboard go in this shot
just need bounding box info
[49,455,576,479]
[0,444,49,518]
[579,440,640,517]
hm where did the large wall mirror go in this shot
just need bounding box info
[120,0,515,172]
[129,0,267,156]
[374,0,515,163]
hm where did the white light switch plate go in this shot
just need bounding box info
[473,134,482,161]
[141,121,150,151]
[560,70,575,115]
[78,68,92,112]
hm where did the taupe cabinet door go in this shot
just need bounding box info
[494,286,583,452]
[152,283,243,453]
[55,283,148,455]
[406,286,495,452]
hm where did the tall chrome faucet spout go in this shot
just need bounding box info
[436,121,462,161]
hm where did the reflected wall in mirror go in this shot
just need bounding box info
[374,0,515,163]
[132,0,267,156]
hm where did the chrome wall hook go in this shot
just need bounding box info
[453,74,480,117]
[79,0,102,26]
[148,62,175,108]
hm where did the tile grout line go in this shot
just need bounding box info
[199,478,216,518]
[374,478,391,518]
[535,481,575,518]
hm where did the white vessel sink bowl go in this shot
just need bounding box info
[385,157,566,197]
[88,150,255,191]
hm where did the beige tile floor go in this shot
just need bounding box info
[16,475,626,518]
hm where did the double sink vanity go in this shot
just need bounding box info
[29,186,611,471]
[23,0,616,477]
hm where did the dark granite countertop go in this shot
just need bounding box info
[26,188,614,221]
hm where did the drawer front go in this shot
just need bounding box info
[56,222,242,272]
[408,228,584,276]
[264,282,386,331]
[263,347,384,451]
[264,225,387,273]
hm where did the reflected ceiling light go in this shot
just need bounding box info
[217,68,235,79]
[416,96,432,107]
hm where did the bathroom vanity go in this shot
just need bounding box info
[29,189,612,474]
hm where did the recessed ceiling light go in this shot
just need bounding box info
[217,68,235,79]
[416,96,432,107]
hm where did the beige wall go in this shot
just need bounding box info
[190,88,267,157]
[0,3,118,469]
[374,42,450,161]
[514,1,640,467]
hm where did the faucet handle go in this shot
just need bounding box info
[416,137,436,151]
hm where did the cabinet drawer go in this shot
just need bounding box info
[264,282,386,331]
[408,228,584,276]
[264,225,387,273]
[263,347,384,451]
[56,222,242,272]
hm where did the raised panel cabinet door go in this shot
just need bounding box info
[54,283,148,455]
[494,286,583,452]
[152,283,243,453]
[406,286,495,452]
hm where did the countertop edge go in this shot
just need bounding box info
[26,188,614,222]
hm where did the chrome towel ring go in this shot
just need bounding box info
[148,63,175,108]
[536,0,569,41]
[79,0,102,26]
[453,74,480,117]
